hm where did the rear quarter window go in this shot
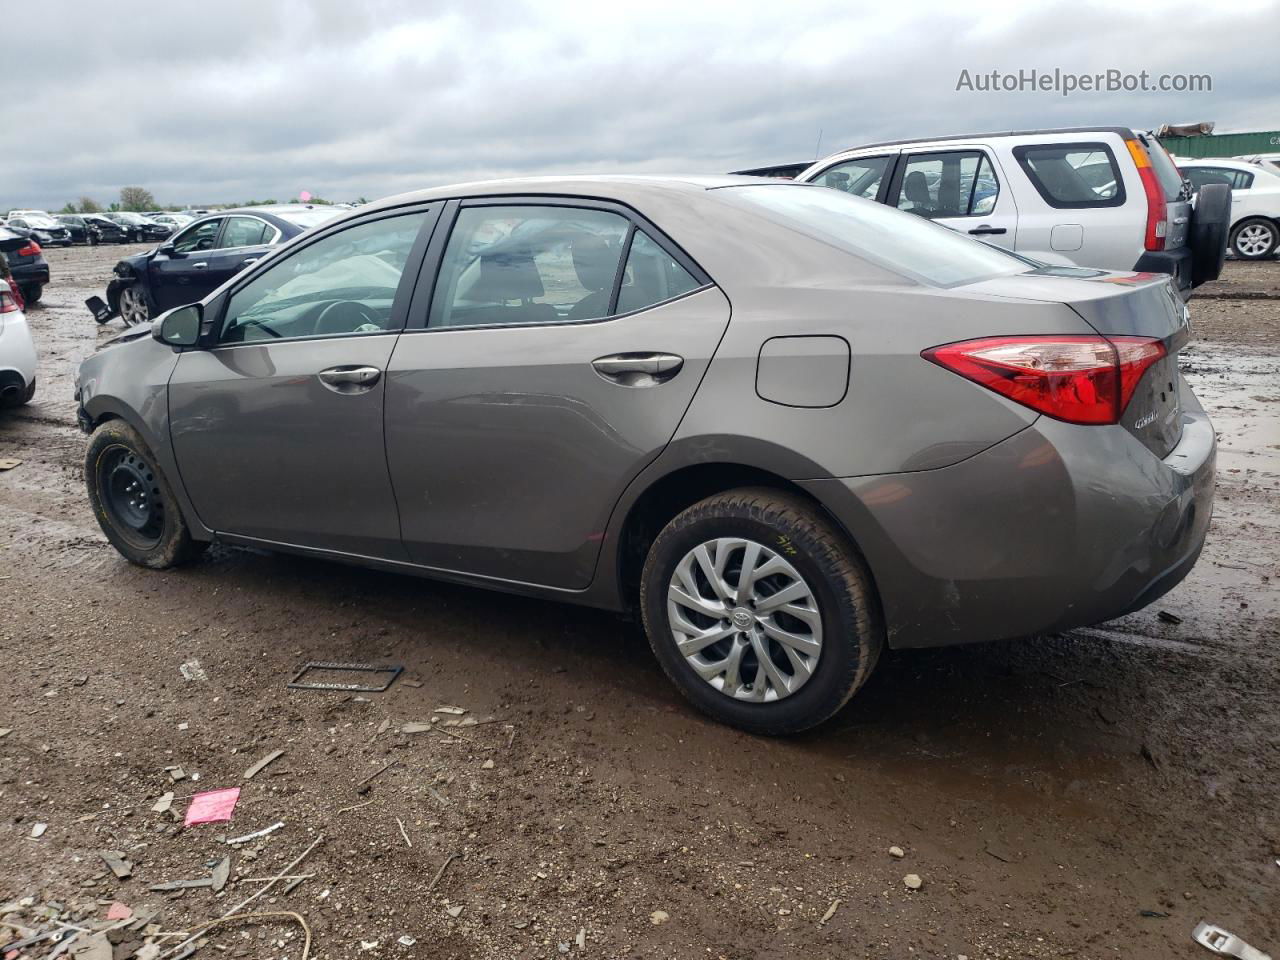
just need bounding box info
[1013,142,1126,208]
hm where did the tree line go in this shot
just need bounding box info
[58,187,351,214]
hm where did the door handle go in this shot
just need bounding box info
[967,225,1007,235]
[318,365,382,394]
[192,262,208,270]
[592,352,684,386]
[242,257,260,264]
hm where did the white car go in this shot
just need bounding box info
[794,126,1230,296]
[0,279,37,407]
[1181,158,1280,260]
[1236,153,1280,178]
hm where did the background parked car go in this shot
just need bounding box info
[5,214,73,247]
[1237,153,1280,178]
[1180,157,1280,260]
[89,204,346,325]
[0,224,50,304]
[81,214,130,245]
[795,126,1229,297]
[54,214,93,244]
[0,278,37,407]
[148,213,194,231]
[104,213,172,244]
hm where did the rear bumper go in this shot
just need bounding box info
[802,380,1215,649]
[1135,247,1193,295]
[11,261,50,287]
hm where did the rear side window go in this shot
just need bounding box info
[221,216,274,248]
[894,151,999,218]
[1014,143,1125,208]
[615,231,701,314]
[810,155,892,200]
[1185,167,1253,192]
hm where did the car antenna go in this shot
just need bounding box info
[814,128,823,160]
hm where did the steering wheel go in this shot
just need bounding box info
[313,300,379,336]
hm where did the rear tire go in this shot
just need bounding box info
[640,488,882,735]
[1230,217,1279,260]
[86,420,208,569]
[20,284,41,305]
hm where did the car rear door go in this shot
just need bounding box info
[383,198,730,590]
[166,205,439,559]
[885,147,1018,250]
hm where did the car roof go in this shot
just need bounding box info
[361,175,771,215]
[1179,157,1266,170]
[826,126,1138,154]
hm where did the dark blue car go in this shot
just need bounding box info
[90,204,347,326]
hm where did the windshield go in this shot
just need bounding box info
[717,184,1028,287]
[26,216,59,228]
[275,208,347,230]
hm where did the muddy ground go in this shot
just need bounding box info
[1,246,1277,960]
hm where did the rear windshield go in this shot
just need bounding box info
[1137,134,1186,201]
[717,184,1028,287]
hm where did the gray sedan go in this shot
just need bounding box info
[74,176,1215,734]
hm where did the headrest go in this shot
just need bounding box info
[904,170,931,203]
[571,235,617,292]
[479,252,544,302]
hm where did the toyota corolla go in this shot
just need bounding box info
[74,177,1215,734]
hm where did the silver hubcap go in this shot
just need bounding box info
[120,287,148,325]
[667,537,823,703]
[1236,224,1275,257]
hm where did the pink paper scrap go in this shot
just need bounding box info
[106,902,133,921]
[184,787,241,826]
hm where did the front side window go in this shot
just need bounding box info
[430,206,629,328]
[221,216,275,249]
[1014,143,1126,208]
[810,155,891,199]
[173,219,223,254]
[220,212,428,343]
[895,151,997,218]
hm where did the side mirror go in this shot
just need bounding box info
[153,303,203,348]
[158,242,176,257]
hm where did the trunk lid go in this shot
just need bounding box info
[965,266,1191,457]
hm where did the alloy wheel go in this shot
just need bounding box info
[1235,223,1276,258]
[666,537,823,702]
[119,286,149,326]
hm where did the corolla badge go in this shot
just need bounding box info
[1134,410,1158,430]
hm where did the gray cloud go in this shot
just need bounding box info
[4,0,1277,210]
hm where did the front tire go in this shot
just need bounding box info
[640,488,882,735]
[118,285,150,326]
[86,420,207,568]
[1231,218,1279,260]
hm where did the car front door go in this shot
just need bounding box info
[149,217,224,311]
[384,200,731,590]
[167,206,438,558]
[888,148,1017,250]
[202,215,280,294]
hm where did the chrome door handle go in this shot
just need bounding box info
[192,262,208,270]
[318,365,382,394]
[242,257,260,264]
[592,352,684,386]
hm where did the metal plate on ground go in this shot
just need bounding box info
[286,661,404,693]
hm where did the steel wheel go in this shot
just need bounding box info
[1233,221,1277,259]
[667,537,823,702]
[98,447,165,548]
[119,286,149,326]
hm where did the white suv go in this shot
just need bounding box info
[795,126,1228,296]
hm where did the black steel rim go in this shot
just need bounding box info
[99,446,165,547]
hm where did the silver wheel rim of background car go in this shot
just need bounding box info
[667,537,823,703]
[119,287,149,326]
[1235,223,1275,257]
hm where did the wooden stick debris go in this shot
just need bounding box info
[242,749,285,780]
[396,818,412,848]
[426,852,458,892]
[357,759,398,786]
[337,799,376,815]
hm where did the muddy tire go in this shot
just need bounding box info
[20,284,41,305]
[1230,217,1279,261]
[640,488,882,735]
[86,420,207,568]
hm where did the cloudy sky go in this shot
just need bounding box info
[4,0,1277,210]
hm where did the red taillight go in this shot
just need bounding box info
[1125,138,1167,252]
[16,241,41,257]
[0,290,19,313]
[923,335,1166,425]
